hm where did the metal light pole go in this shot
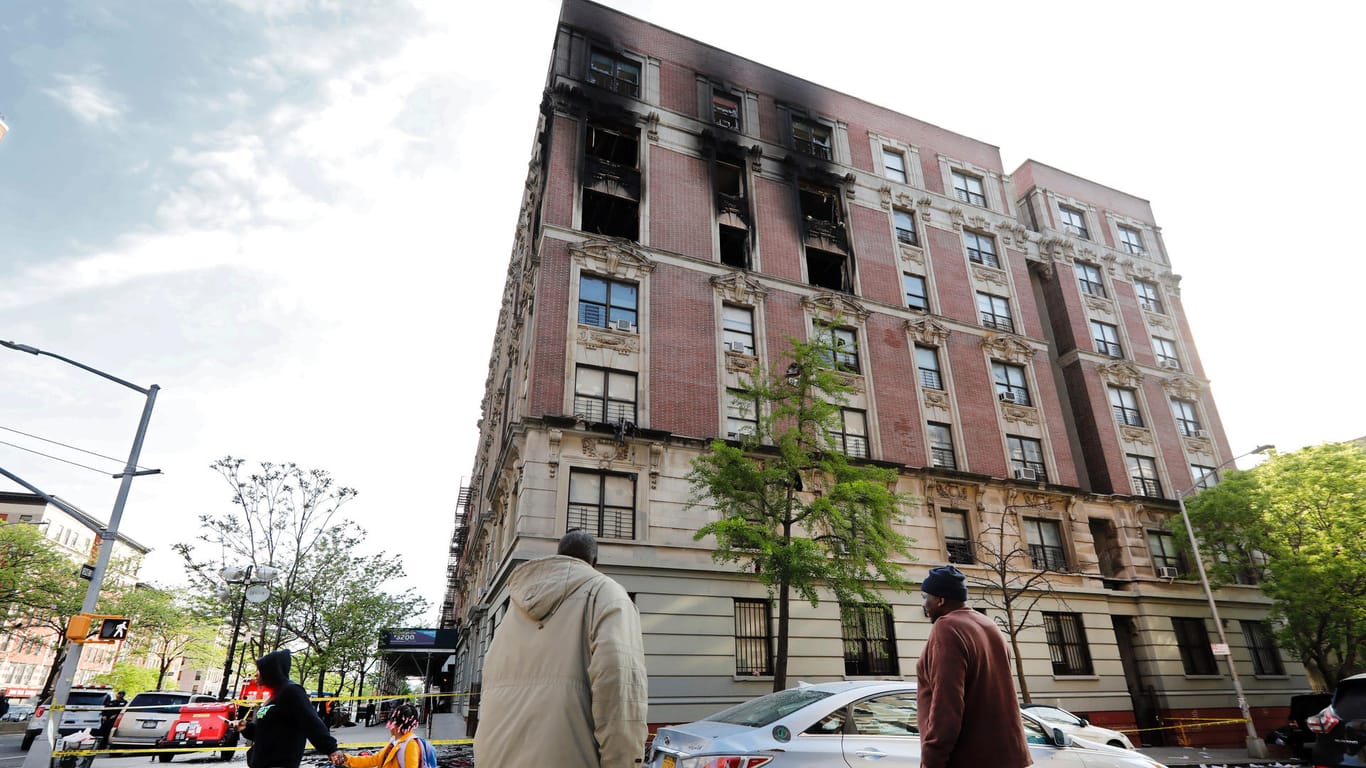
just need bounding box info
[216,565,279,700]
[1175,443,1273,759]
[4,341,159,768]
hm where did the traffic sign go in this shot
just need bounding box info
[97,617,131,640]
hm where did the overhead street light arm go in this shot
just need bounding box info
[2,340,153,396]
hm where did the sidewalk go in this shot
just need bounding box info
[1138,745,1300,767]
[331,717,468,748]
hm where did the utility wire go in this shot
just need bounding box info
[0,424,148,471]
[0,438,117,476]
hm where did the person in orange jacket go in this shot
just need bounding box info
[336,703,421,768]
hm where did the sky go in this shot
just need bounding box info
[1,0,1362,621]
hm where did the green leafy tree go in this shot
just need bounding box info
[688,335,916,691]
[110,586,223,689]
[93,662,159,695]
[0,522,71,611]
[1182,442,1366,688]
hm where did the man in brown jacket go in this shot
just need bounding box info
[916,565,1031,768]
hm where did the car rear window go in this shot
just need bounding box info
[706,688,835,727]
[68,692,111,708]
[1336,679,1366,719]
[130,693,191,713]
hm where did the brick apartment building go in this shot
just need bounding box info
[441,0,1308,744]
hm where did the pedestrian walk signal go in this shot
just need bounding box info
[97,617,131,640]
[66,614,131,644]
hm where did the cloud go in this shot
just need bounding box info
[44,71,126,125]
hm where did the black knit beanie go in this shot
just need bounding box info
[921,565,968,601]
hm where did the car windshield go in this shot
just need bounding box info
[1026,706,1080,726]
[131,694,190,713]
[706,688,835,727]
[1337,679,1366,719]
[67,692,111,709]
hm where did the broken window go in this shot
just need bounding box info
[806,247,849,292]
[582,118,640,241]
[792,117,832,160]
[712,91,741,130]
[587,49,641,98]
[715,154,750,268]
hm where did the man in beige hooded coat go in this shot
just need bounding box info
[474,529,648,767]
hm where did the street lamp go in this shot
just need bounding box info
[216,565,280,700]
[1175,443,1274,759]
[3,341,159,768]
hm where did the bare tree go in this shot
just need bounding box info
[964,499,1072,703]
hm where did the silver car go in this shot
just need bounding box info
[647,680,1166,768]
[1023,703,1135,749]
[108,691,216,751]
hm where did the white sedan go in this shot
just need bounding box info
[1023,703,1136,749]
[647,680,1164,768]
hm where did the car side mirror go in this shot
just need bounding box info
[1079,718,1090,727]
[1052,727,1073,748]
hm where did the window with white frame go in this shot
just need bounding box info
[1075,261,1106,298]
[726,388,758,439]
[893,208,919,247]
[963,229,999,268]
[587,48,641,98]
[1059,205,1090,239]
[1118,225,1146,255]
[992,361,1031,406]
[722,304,755,355]
[903,273,928,311]
[1109,386,1144,427]
[916,345,944,390]
[579,274,638,331]
[977,292,1014,333]
[1152,336,1181,370]
[792,117,832,160]
[1189,463,1218,490]
[882,147,908,184]
[1127,454,1164,497]
[927,422,956,470]
[1134,279,1165,314]
[952,170,986,207]
[1091,320,1123,358]
[1009,436,1048,483]
[816,324,860,373]
[833,408,869,458]
[573,365,637,424]
[1023,516,1066,570]
[567,469,635,540]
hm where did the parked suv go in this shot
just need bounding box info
[108,691,216,752]
[21,687,114,751]
[1309,673,1366,768]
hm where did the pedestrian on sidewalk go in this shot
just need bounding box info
[917,565,1032,768]
[232,649,344,768]
[475,529,648,768]
[362,701,375,728]
[337,703,422,768]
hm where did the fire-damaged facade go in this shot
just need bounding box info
[442,0,1309,745]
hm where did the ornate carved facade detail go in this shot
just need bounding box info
[547,428,563,478]
[971,263,1009,287]
[1040,236,1075,262]
[1083,294,1115,314]
[980,333,1035,364]
[879,185,893,210]
[577,327,640,356]
[929,481,971,505]
[834,371,866,394]
[1100,251,1119,276]
[1184,435,1213,453]
[1159,272,1182,297]
[899,244,925,268]
[725,350,759,373]
[646,111,660,142]
[1161,374,1203,400]
[906,316,950,346]
[917,196,933,223]
[923,389,951,410]
[802,292,871,322]
[581,437,630,462]
[649,442,664,489]
[1119,425,1154,445]
[1146,312,1173,332]
[1123,258,1156,282]
[1097,360,1144,388]
[747,143,763,172]
[570,237,656,281]
[710,271,769,305]
[1001,403,1039,427]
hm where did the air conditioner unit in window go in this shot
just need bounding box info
[1156,566,1179,580]
[1194,429,1210,439]
[724,341,748,353]
[998,391,1019,404]
[1013,467,1038,481]
[611,319,637,333]
[1159,359,1180,370]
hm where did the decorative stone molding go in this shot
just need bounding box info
[996,221,1029,248]
[1123,258,1157,282]
[1015,491,1060,512]
[899,245,925,268]
[1083,294,1114,314]
[725,350,760,373]
[834,371,866,394]
[645,111,660,142]
[1159,272,1182,297]
[577,327,640,356]
[917,196,934,224]
[953,213,994,234]
[1097,361,1144,388]
[747,143,764,173]
[1147,312,1173,332]
[980,333,1035,364]
[949,207,965,229]
[971,263,1009,287]
[548,429,563,478]
[929,481,971,506]
[649,442,664,489]
[879,185,893,210]
[1100,252,1120,277]
[802,292,871,322]
[843,173,858,200]
[581,437,629,461]
[1184,435,1213,454]
[1161,374,1203,400]
[1001,403,1039,427]
[710,271,769,305]
[570,237,656,281]
[1040,237,1075,262]
[923,389,951,410]
[1119,425,1154,446]
[906,316,950,346]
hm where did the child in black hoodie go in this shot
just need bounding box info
[234,650,343,768]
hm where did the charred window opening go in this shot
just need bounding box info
[715,152,750,268]
[806,247,849,292]
[798,181,847,253]
[712,91,741,130]
[587,49,641,98]
[582,118,640,241]
[792,117,831,160]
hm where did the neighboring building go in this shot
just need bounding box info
[442,0,1308,746]
[0,491,149,701]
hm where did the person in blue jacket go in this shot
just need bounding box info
[233,650,344,768]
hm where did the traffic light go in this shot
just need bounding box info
[65,615,93,642]
[97,617,130,640]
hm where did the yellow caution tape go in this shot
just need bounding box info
[1118,717,1251,734]
[52,739,475,757]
